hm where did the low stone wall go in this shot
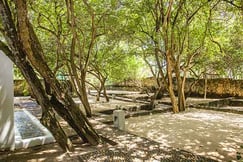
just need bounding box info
[197,98,232,108]
[185,78,243,98]
[15,78,243,98]
[109,78,243,98]
[142,78,243,98]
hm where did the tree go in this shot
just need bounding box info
[125,0,215,112]
[0,0,100,151]
[88,36,145,102]
[205,1,243,79]
[29,0,94,117]
[186,0,243,80]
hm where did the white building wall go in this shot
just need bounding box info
[0,51,14,150]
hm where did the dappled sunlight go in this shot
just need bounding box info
[126,109,243,161]
[0,143,68,162]
[207,152,225,161]
[131,150,147,158]
[2,96,224,161]
[36,149,59,154]
[94,123,107,130]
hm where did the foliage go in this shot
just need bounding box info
[9,0,242,86]
[191,1,243,79]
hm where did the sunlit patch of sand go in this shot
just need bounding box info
[126,109,243,161]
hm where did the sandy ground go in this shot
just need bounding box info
[1,95,243,161]
[126,108,243,162]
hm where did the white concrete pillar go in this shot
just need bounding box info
[0,51,14,150]
[112,94,116,99]
[113,110,125,130]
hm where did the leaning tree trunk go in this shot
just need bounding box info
[68,61,92,117]
[66,0,93,117]
[0,0,101,149]
[154,85,165,100]
[16,0,99,143]
[149,85,165,109]
[0,40,73,151]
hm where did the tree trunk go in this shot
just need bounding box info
[41,110,74,151]
[175,65,186,112]
[0,41,73,151]
[96,88,101,101]
[155,85,165,100]
[204,71,207,99]
[181,74,187,110]
[99,77,109,102]
[79,75,92,117]
[68,65,92,117]
[177,78,186,112]
[149,85,165,109]
[17,0,98,142]
[103,85,110,102]
[0,0,100,150]
[166,52,179,113]
[65,0,93,117]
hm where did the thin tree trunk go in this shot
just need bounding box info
[166,52,179,113]
[79,75,92,117]
[155,85,165,100]
[67,63,92,117]
[149,84,164,109]
[99,77,109,102]
[204,71,207,99]
[96,88,101,101]
[181,74,187,110]
[66,0,93,117]
[103,84,109,102]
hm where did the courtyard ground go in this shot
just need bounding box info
[0,92,243,161]
[126,109,243,162]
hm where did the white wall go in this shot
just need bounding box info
[0,51,14,150]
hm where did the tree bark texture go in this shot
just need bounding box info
[166,51,179,113]
[0,0,100,151]
[0,39,73,151]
